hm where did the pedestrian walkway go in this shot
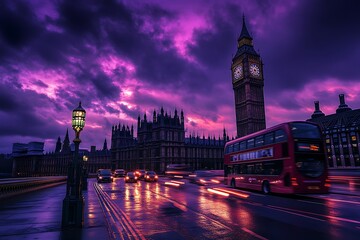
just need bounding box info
[0,179,109,240]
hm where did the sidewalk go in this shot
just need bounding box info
[0,179,109,240]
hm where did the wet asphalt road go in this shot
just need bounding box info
[98,177,360,240]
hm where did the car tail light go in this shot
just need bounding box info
[291,177,299,186]
[155,175,158,178]
[325,178,331,188]
[125,176,129,180]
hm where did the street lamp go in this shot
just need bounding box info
[82,155,88,190]
[62,102,86,228]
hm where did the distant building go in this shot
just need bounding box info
[12,142,44,157]
[11,131,111,177]
[308,94,360,169]
[111,108,228,173]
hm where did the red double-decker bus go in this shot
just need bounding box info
[224,121,330,194]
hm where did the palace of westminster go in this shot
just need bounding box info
[7,18,360,177]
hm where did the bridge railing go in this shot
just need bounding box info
[0,176,67,200]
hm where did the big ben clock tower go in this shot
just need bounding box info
[231,16,266,138]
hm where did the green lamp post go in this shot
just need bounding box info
[62,102,86,228]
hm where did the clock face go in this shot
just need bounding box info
[249,63,260,77]
[233,65,243,80]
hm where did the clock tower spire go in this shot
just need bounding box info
[231,16,266,138]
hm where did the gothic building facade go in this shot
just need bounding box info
[308,94,360,169]
[111,108,228,173]
[231,16,266,138]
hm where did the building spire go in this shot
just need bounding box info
[55,136,62,153]
[234,15,258,60]
[61,129,71,153]
[238,14,252,41]
[102,138,108,151]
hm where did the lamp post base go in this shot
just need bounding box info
[62,196,84,228]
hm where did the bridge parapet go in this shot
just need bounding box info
[0,176,66,200]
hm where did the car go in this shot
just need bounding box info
[144,171,158,182]
[135,170,146,180]
[114,169,126,177]
[188,170,224,186]
[97,169,114,183]
[125,172,138,183]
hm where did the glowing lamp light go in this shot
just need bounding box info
[72,102,86,133]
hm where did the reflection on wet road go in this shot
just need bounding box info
[96,177,360,240]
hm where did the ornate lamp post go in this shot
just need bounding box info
[82,155,88,190]
[62,102,86,228]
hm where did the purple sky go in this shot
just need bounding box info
[1,0,360,154]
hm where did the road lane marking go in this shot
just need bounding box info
[268,205,325,222]
[269,205,360,225]
[298,200,325,205]
[327,198,360,205]
[241,227,269,240]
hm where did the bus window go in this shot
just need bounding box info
[239,164,247,174]
[233,165,239,174]
[255,136,264,147]
[240,141,246,150]
[290,123,321,139]
[263,160,283,175]
[247,138,255,149]
[254,163,263,174]
[264,132,274,145]
[228,144,233,153]
[234,142,239,152]
[247,164,254,174]
[275,130,287,142]
[225,145,233,154]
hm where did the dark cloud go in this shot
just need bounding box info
[91,72,120,100]
[0,84,21,112]
[0,1,41,49]
[57,0,99,36]
[190,5,238,69]
[0,83,62,138]
[1,0,360,153]
[260,0,360,94]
